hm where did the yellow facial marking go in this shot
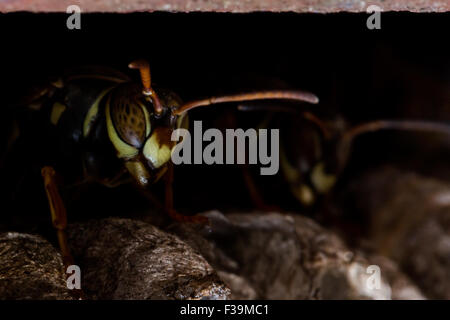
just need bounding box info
[106,96,139,159]
[50,102,66,125]
[311,162,336,194]
[294,184,315,206]
[143,133,171,169]
[83,88,112,137]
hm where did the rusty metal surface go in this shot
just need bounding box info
[0,0,449,13]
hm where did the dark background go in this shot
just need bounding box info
[0,12,449,235]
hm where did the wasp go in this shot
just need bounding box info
[2,60,319,271]
[237,103,450,209]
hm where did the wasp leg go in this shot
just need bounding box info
[41,166,84,299]
[242,165,281,212]
[164,163,208,224]
[41,167,72,265]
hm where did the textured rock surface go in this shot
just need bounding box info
[347,166,450,299]
[170,211,422,299]
[0,209,425,300]
[67,218,230,300]
[0,232,71,300]
[0,0,448,13]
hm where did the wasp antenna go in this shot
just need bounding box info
[337,119,450,173]
[237,104,299,113]
[343,120,450,142]
[129,60,152,91]
[173,90,319,115]
[129,60,164,115]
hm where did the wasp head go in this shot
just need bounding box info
[105,60,187,187]
[107,59,320,188]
